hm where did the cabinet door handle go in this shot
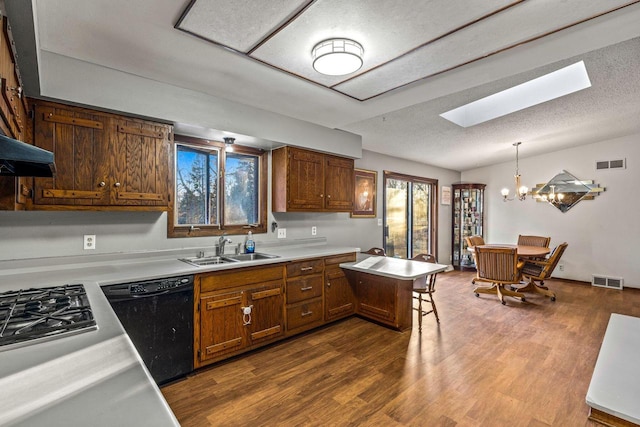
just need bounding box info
[300,286,313,291]
[327,282,331,287]
[98,181,106,187]
[300,266,314,272]
[327,194,331,198]
[114,182,121,188]
[320,194,324,198]
[301,311,313,317]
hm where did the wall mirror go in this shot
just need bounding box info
[532,170,604,212]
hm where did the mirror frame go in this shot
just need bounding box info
[532,170,605,212]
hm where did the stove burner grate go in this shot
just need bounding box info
[0,284,97,350]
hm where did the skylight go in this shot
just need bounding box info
[440,61,592,127]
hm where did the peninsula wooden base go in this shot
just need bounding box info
[344,270,419,331]
[589,407,640,427]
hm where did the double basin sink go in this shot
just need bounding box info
[179,252,279,267]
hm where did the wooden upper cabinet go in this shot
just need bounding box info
[110,118,170,206]
[31,100,171,210]
[272,146,354,213]
[0,15,32,211]
[33,102,110,206]
[324,155,354,211]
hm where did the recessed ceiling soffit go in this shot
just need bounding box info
[176,0,640,101]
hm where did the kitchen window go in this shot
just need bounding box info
[383,171,438,259]
[168,135,267,237]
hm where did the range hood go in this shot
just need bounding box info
[0,133,55,177]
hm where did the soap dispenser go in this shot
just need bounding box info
[245,231,255,254]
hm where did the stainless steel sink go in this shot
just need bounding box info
[221,253,280,262]
[178,256,240,267]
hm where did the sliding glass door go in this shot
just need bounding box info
[383,171,437,259]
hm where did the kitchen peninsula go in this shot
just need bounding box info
[341,255,447,331]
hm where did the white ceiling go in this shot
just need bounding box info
[8,0,640,171]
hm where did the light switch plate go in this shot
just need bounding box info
[277,228,286,239]
[377,218,383,226]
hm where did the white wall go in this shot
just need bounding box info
[0,150,460,265]
[462,133,639,288]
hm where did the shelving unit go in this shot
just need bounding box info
[452,183,485,270]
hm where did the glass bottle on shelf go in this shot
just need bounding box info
[451,183,486,270]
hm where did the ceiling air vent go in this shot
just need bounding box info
[592,274,624,290]
[596,159,626,170]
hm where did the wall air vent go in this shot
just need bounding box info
[592,275,624,290]
[596,159,626,170]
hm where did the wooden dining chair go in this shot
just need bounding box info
[473,246,526,305]
[465,235,485,247]
[363,247,386,256]
[517,242,568,301]
[465,235,484,283]
[410,253,439,330]
[517,235,551,262]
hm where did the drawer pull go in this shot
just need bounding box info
[301,311,313,317]
[300,286,313,291]
[300,266,314,272]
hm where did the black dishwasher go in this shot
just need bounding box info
[102,275,194,385]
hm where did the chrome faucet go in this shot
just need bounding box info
[218,235,232,255]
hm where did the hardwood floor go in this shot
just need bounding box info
[162,271,640,426]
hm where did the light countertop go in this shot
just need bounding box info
[340,254,448,280]
[0,242,359,426]
[586,313,640,425]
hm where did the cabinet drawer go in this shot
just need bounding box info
[325,253,356,266]
[200,265,284,293]
[286,275,323,304]
[287,298,322,331]
[286,259,323,277]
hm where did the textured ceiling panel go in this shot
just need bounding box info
[250,0,512,86]
[177,0,638,100]
[336,0,634,99]
[177,0,309,52]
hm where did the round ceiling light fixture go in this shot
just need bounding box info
[312,38,364,76]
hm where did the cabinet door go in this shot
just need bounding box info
[33,103,110,206]
[111,118,170,206]
[324,155,354,211]
[199,290,244,362]
[356,273,397,322]
[325,267,355,321]
[246,280,284,344]
[287,147,324,210]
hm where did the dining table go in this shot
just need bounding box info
[467,244,551,258]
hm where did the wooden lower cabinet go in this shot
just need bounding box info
[324,253,356,321]
[194,252,360,368]
[286,299,323,331]
[349,270,414,331]
[284,258,324,334]
[198,289,244,362]
[195,265,285,368]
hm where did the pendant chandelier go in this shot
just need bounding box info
[501,142,528,202]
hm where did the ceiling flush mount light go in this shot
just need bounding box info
[501,142,528,202]
[223,137,235,152]
[312,38,364,76]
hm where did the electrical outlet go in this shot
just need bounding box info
[84,234,96,250]
[311,226,317,236]
[559,264,564,271]
[377,218,383,226]
[277,228,286,239]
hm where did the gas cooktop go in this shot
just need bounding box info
[0,284,97,351]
